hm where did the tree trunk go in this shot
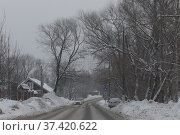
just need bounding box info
[54,77,59,94]
[153,76,167,101]
[134,68,139,100]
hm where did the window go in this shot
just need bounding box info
[27,82,34,90]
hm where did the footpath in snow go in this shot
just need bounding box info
[0,92,73,120]
[97,99,180,120]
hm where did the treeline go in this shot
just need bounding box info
[30,0,180,102]
[0,18,51,99]
[80,0,180,103]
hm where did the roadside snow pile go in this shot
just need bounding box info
[0,92,73,120]
[84,95,102,101]
[43,92,72,105]
[97,99,180,120]
[97,100,109,109]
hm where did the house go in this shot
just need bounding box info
[17,77,53,100]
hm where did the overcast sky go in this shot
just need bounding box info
[0,0,117,71]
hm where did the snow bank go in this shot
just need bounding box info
[97,99,180,120]
[0,92,73,120]
[97,100,109,109]
[84,95,102,101]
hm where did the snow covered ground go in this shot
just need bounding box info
[84,95,102,101]
[0,92,73,120]
[97,99,180,120]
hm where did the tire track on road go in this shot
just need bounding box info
[82,103,92,120]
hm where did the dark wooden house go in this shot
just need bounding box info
[17,77,53,100]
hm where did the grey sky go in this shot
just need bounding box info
[0,0,117,70]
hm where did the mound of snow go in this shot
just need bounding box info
[43,92,71,105]
[0,92,73,120]
[97,99,180,120]
[97,100,109,109]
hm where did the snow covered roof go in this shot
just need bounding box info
[20,84,30,90]
[18,78,53,92]
[28,78,53,92]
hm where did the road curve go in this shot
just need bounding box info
[29,98,125,120]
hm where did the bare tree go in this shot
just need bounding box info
[80,0,180,103]
[39,18,83,93]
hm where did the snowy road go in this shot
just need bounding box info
[30,98,125,120]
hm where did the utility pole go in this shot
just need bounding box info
[102,18,127,99]
[122,26,127,98]
[7,42,11,100]
[160,0,180,102]
[175,0,180,102]
[108,57,111,98]
[40,65,44,96]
